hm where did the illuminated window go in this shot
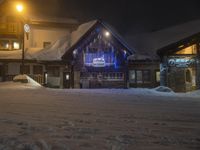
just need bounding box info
[0,40,10,50]
[176,44,197,54]
[156,71,160,82]
[13,41,20,50]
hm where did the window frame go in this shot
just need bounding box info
[0,39,10,50]
[129,69,151,84]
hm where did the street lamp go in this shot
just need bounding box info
[15,3,26,74]
[16,4,24,12]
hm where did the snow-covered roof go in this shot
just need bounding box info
[30,19,133,61]
[70,20,98,48]
[62,19,133,59]
[31,20,98,61]
[126,20,200,59]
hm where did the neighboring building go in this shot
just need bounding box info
[128,54,160,88]
[0,0,79,87]
[127,20,200,92]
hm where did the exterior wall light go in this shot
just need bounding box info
[104,31,110,37]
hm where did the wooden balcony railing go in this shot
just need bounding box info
[0,23,23,35]
[5,74,44,86]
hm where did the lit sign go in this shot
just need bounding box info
[84,53,115,67]
[92,56,106,67]
[168,57,196,67]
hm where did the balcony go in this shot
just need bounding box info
[0,22,23,35]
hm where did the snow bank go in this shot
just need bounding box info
[154,86,174,93]
[13,75,41,87]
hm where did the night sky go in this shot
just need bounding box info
[27,0,200,35]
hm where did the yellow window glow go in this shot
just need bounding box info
[13,42,20,49]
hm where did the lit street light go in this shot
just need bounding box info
[15,3,26,74]
[16,4,23,12]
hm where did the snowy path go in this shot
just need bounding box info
[0,82,200,150]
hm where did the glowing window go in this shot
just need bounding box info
[66,74,70,80]
[176,44,197,54]
[13,41,20,50]
[156,71,160,82]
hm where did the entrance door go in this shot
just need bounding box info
[63,72,71,88]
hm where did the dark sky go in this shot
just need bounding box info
[28,0,200,35]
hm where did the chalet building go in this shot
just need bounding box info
[61,20,133,88]
[127,20,200,92]
[0,0,79,87]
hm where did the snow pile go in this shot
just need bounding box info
[154,86,174,93]
[185,90,200,98]
[32,20,98,61]
[13,75,41,87]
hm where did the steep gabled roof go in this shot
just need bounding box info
[62,19,134,59]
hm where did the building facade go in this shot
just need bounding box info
[158,37,200,92]
[62,20,133,88]
[0,0,78,87]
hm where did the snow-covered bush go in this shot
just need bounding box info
[154,86,174,93]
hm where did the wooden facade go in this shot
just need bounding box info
[62,21,132,89]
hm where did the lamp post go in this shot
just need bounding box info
[16,4,30,74]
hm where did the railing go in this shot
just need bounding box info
[0,23,22,35]
[29,75,44,85]
[5,75,16,81]
[5,74,44,86]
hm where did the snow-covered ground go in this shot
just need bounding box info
[0,82,200,150]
